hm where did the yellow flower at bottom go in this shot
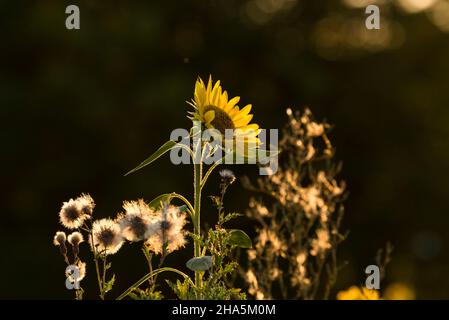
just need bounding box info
[188,76,261,149]
[337,286,380,300]
[384,283,415,300]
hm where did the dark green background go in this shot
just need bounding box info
[1,1,448,299]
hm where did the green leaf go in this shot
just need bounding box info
[148,194,172,210]
[220,212,242,224]
[166,279,191,300]
[223,262,237,274]
[228,229,252,248]
[125,140,178,176]
[147,192,194,214]
[186,256,213,271]
[128,291,140,300]
[103,274,116,293]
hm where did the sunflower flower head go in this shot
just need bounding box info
[117,199,157,242]
[90,218,124,255]
[188,76,260,150]
[145,204,187,255]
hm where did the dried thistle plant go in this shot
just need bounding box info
[241,107,347,300]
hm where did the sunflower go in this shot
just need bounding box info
[188,76,261,151]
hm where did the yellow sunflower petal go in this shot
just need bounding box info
[225,96,240,111]
[219,90,228,108]
[234,114,253,127]
[206,75,213,95]
[195,87,205,109]
[210,80,221,104]
[240,123,259,132]
[228,106,241,118]
[232,104,252,121]
[213,86,222,107]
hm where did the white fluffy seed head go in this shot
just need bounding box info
[90,218,123,255]
[145,205,187,254]
[68,231,84,246]
[59,195,94,229]
[77,193,95,216]
[118,199,157,242]
[219,169,236,184]
[53,231,67,246]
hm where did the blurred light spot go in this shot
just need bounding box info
[396,0,438,13]
[313,15,345,60]
[427,0,449,32]
[411,231,441,260]
[256,0,285,13]
[313,15,405,60]
[384,282,416,300]
[244,0,272,25]
[242,0,297,25]
[342,0,386,8]
[256,0,297,13]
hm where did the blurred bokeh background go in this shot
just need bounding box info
[1,0,448,299]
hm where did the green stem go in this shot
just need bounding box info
[151,251,167,290]
[177,144,196,162]
[193,161,203,288]
[116,267,194,300]
[142,245,154,287]
[86,222,103,300]
[95,258,103,299]
[102,253,108,299]
[200,158,223,190]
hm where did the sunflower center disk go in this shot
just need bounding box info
[204,105,235,135]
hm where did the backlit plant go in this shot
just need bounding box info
[52,76,260,300]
